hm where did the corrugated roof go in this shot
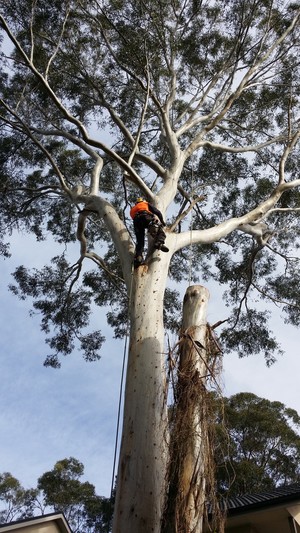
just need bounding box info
[219,484,300,515]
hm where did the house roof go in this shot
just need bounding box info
[0,512,72,533]
[205,484,300,533]
[222,484,300,516]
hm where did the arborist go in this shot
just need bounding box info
[130,197,169,267]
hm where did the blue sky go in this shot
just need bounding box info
[0,279,125,497]
[0,233,126,497]
[1,230,300,499]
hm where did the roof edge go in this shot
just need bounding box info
[226,487,300,517]
[0,512,72,533]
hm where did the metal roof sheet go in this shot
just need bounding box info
[220,484,300,515]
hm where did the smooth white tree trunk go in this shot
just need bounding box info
[113,253,171,533]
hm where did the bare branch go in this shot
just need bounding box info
[238,222,275,246]
[124,55,151,174]
[76,208,126,293]
[31,126,153,198]
[184,9,300,155]
[1,10,146,195]
[201,135,287,154]
[169,195,206,232]
[85,252,126,289]
[175,71,230,138]
[252,281,300,312]
[0,14,89,137]
[173,180,286,251]
[82,83,166,178]
[269,207,300,216]
[279,130,300,185]
[90,157,103,196]
[29,0,38,63]
[230,245,265,330]
[0,99,71,195]
[44,3,71,81]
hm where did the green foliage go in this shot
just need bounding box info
[215,393,300,496]
[9,258,104,368]
[0,473,37,524]
[0,0,300,365]
[221,309,281,366]
[37,457,112,532]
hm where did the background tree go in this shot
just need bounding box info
[0,458,112,532]
[37,457,112,533]
[0,473,37,524]
[215,392,300,497]
[0,1,300,531]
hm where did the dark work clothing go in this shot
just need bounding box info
[133,212,155,256]
[131,202,166,256]
[147,203,165,226]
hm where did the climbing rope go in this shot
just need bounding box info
[188,160,195,286]
[109,269,134,506]
[109,330,128,500]
[109,58,152,507]
[122,54,150,220]
[109,65,151,507]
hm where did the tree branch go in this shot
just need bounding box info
[0,99,71,196]
[279,130,300,185]
[76,209,125,293]
[173,179,289,251]
[169,195,205,232]
[30,126,153,198]
[0,14,155,198]
[0,14,89,137]
[201,135,287,154]
[184,9,300,155]
[44,4,71,81]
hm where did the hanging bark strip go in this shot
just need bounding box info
[162,285,211,533]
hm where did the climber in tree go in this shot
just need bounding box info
[130,198,169,267]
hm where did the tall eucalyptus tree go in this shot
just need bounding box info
[0,1,299,531]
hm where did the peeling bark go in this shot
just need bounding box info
[162,286,210,533]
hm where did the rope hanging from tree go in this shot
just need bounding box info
[109,328,128,501]
[188,161,195,286]
[110,58,152,509]
[122,55,150,221]
[108,282,134,533]
[109,268,134,505]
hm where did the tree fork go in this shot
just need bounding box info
[162,285,210,533]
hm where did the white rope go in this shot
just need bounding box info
[109,270,134,503]
[109,333,128,499]
[188,161,195,286]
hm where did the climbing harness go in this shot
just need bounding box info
[148,220,169,252]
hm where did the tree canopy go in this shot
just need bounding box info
[215,392,300,497]
[0,0,299,367]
